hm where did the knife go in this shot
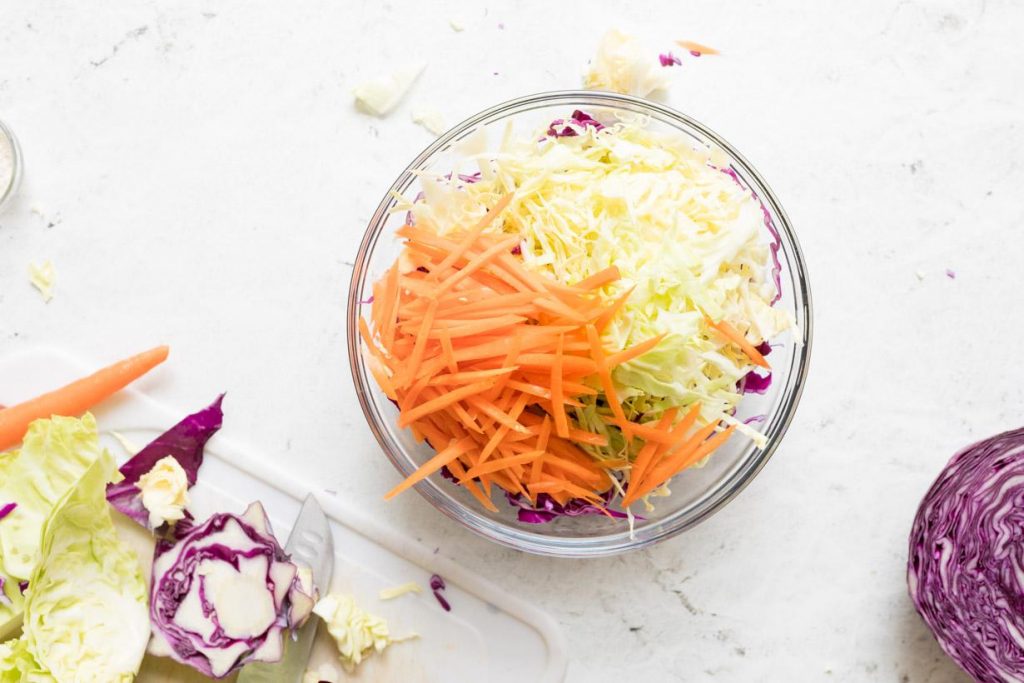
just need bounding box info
[238,494,334,683]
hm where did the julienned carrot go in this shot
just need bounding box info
[707,317,770,369]
[431,193,514,275]
[574,266,621,291]
[595,285,635,332]
[435,235,521,296]
[627,424,737,504]
[365,195,749,514]
[624,408,677,495]
[429,367,518,386]
[0,345,170,451]
[439,329,458,374]
[658,403,704,457]
[676,39,720,55]
[477,392,531,463]
[427,315,527,338]
[465,449,544,479]
[397,381,492,427]
[550,334,569,438]
[446,458,498,511]
[383,436,478,500]
[586,324,630,439]
[604,402,699,447]
[606,333,667,368]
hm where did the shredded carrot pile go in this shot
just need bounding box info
[362,196,738,511]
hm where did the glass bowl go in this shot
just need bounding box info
[0,118,22,214]
[347,91,812,557]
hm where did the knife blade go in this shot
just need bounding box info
[238,494,334,683]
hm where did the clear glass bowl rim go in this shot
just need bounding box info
[0,118,23,212]
[347,90,813,557]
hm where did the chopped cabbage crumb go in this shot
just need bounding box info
[303,662,340,683]
[378,581,422,600]
[411,107,446,136]
[28,260,55,303]
[353,63,425,117]
[136,455,190,528]
[584,29,670,97]
[314,593,417,671]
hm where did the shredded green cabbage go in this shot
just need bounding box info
[397,115,792,466]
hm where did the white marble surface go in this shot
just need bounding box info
[2,1,1022,680]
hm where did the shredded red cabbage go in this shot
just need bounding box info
[106,395,224,530]
[737,342,773,395]
[659,52,682,66]
[429,574,450,611]
[0,502,15,521]
[441,465,633,524]
[504,490,631,524]
[547,110,605,138]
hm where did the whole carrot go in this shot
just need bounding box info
[0,345,170,451]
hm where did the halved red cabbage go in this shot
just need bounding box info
[148,502,316,678]
[106,395,224,529]
[908,427,1024,682]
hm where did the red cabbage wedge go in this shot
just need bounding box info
[908,427,1024,682]
[148,501,315,678]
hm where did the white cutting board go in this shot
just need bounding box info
[0,348,567,683]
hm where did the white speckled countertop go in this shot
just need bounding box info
[2,1,1021,680]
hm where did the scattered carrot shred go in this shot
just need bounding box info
[675,39,720,55]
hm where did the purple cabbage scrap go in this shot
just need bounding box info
[504,490,632,524]
[738,343,773,395]
[547,110,605,138]
[659,52,682,67]
[0,502,16,521]
[430,573,451,612]
[106,395,224,530]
